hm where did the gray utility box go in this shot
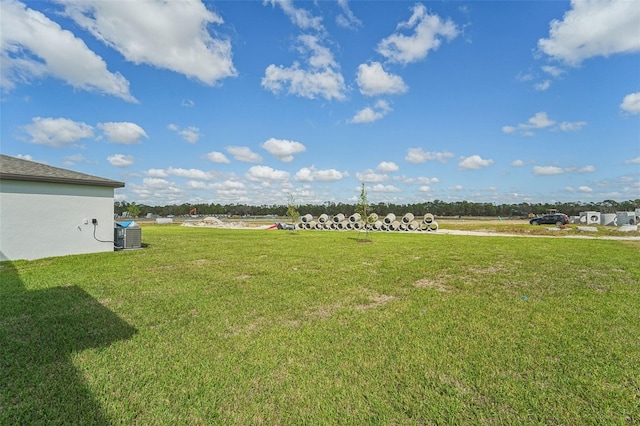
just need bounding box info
[114,221,142,249]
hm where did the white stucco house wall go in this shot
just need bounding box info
[0,155,125,261]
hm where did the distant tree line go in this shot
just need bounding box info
[115,199,639,218]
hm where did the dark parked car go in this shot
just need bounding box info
[529,213,569,226]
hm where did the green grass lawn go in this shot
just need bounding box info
[2,225,639,424]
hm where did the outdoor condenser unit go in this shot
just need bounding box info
[114,221,142,249]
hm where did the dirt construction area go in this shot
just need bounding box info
[175,216,640,241]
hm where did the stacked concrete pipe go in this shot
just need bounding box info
[422,213,438,231]
[293,212,439,233]
[349,213,361,223]
[383,213,396,225]
[402,213,414,224]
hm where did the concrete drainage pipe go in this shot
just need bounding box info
[423,213,434,224]
[333,213,345,223]
[349,213,362,223]
[402,213,414,224]
[301,214,313,223]
[384,213,396,224]
[318,214,329,223]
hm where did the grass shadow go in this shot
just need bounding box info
[0,261,137,424]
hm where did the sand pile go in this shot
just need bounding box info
[181,217,271,229]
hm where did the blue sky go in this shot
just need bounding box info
[1,0,639,206]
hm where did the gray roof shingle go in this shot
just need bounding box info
[0,154,125,188]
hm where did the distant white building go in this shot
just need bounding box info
[0,155,125,261]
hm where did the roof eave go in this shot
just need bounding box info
[0,173,126,188]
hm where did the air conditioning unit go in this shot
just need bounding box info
[114,221,142,249]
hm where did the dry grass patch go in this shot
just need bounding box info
[305,303,342,320]
[353,293,396,311]
[414,277,451,292]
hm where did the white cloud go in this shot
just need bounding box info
[625,156,640,164]
[356,169,388,183]
[458,155,494,170]
[262,137,306,162]
[356,62,408,96]
[377,3,459,65]
[146,168,168,178]
[620,92,640,114]
[350,108,380,124]
[23,117,93,147]
[578,186,593,193]
[369,184,401,193]
[142,177,171,188]
[262,34,346,101]
[504,111,586,135]
[558,121,587,131]
[0,0,135,101]
[180,127,200,144]
[418,185,432,192]
[531,164,596,177]
[538,0,640,66]
[98,122,147,144]
[511,159,524,167]
[416,176,440,184]
[212,180,245,190]
[294,166,347,182]
[534,80,551,91]
[226,146,263,163]
[166,167,218,180]
[181,99,195,108]
[528,111,555,128]
[62,153,93,167]
[449,185,463,191]
[245,165,289,182]
[376,161,399,172]
[131,178,184,203]
[107,154,134,167]
[145,167,219,181]
[264,0,323,31]
[351,100,393,124]
[541,65,565,77]
[405,148,454,163]
[575,165,596,173]
[58,0,236,85]
[203,151,230,164]
[335,0,362,30]
[533,165,565,175]
[168,124,200,144]
[185,180,210,190]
